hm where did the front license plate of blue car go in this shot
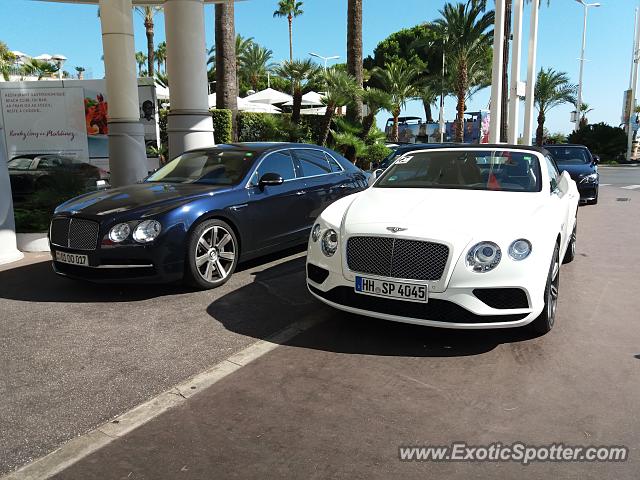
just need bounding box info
[55,251,89,266]
[355,276,428,302]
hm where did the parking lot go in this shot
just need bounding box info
[2,181,639,479]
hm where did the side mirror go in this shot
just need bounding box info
[557,170,571,196]
[258,172,284,190]
[368,169,384,187]
[592,155,600,165]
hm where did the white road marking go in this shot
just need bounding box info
[621,185,640,190]
[1,316,323,480]
[599,183,612,186]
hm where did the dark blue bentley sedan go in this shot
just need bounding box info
[49,143,368,288]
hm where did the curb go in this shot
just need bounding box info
[1,316,322,480]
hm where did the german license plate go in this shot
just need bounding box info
[355,276,428,302]
[55,251,89,266]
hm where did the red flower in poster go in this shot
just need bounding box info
[85,93,108,135]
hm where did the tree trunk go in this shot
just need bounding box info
[455,61,467,143]
[392,110,400,142]
[318,103,336,145]
[346,0,363,123]
[500,0,512,143]
[536,110,545,146]
[361,113,375,139]
[292,88,303,124]
[288,14,293,62]
[145,17,155,77]
[422,99,434,123]
[216,2,238,141]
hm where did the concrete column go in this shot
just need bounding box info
[522,0,540,146]
[0,122,24,265]
[164,0,214,159]
[489,0,506,144]
[99,0,147,186]
[507,0,524,144]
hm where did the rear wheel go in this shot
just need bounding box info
[529,244,560,335]
[563,219,577,264]
[184,219,238,289]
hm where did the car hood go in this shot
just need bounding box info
[557,163,596,179]
[55,182,229,217]
[342,187,545,242]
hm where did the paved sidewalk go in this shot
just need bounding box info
[34,185,640,479]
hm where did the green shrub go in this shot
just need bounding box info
[360,143,392,169]
[237,112,287,142]
[567,123,627,161]
[210,108,233,144]
[158,109,168,148]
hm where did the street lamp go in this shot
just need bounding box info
[574,0,601,132]
[309,52,340,71]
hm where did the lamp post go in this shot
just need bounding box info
[574,0,601,132]
[309,52,340,71]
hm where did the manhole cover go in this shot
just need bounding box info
[617,198,630,202]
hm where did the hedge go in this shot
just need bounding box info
[211,109,232,144]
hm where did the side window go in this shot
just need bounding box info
[545,155,559,191]
[38,157,61,169]
[324,153,344,173]
[255,150,296,182]
[296,149,332,177]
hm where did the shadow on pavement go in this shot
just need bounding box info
[208,257,540,358]
[0,245,306,304]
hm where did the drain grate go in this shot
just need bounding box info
[617,197,631,202]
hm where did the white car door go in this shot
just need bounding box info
[544,154,574,253]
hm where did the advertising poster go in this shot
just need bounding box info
[0,86,89,161]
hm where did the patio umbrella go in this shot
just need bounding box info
[282,91,325,107]
[156,85,170,100]
[243,88,292,105]
[207,94,250,109]
[33,54,53,61]
[241,102,282,113]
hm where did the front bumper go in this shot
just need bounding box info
[306,239,547,330]
[577,183,598,202]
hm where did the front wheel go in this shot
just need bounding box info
[529,244,560,335]
[184,219,238,289]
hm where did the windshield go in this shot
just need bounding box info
[546,147,591,165]
[375,150,541,192]
[146,149,257,185]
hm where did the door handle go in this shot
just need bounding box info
[338,184,350,189]
[296,190,306,196]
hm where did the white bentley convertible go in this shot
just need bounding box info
[306,146,579,334]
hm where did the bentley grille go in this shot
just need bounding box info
[346,236,449,281]
[50,217,99,251]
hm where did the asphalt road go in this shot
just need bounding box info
[2,185,640,479]
[598,164,640,186]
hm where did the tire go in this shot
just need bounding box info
[563,219,577,264]
[529,243,560,335]
[184,219,239,290]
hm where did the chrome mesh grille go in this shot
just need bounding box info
[50,217,99,251]
[346,236,449,281]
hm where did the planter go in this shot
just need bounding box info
[17,232,50,252]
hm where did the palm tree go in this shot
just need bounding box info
[433,0,494,142]
[534,68,576,146]
[372,61,419,143]
[274,59,319,123]
[75,66,86,80]
[317,68,362,145]
[360,88,392,139]
[155,41,167,74]
[135,52,147,77]
[577,102,593,128]
[208,34,254,87]
[347,0,363,122]
[0,41,16,81]
[215,0,239,141]
[23,59,59,80]
[135,6,162,77]
[273,0,304,62]
[240,43,275,92]
[155,71,169,88]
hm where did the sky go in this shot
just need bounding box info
[0,0,637,136]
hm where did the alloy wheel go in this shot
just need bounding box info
[547,255,560,326]
[194,225,236,283]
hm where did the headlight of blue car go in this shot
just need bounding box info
[579,173,598,184]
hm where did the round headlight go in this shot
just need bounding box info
[109,223,131,243]
[466,241,501,272]
[321,229,338,257]
[509,239,532,260]
[311,224,322,242]
[133,220,161,243]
